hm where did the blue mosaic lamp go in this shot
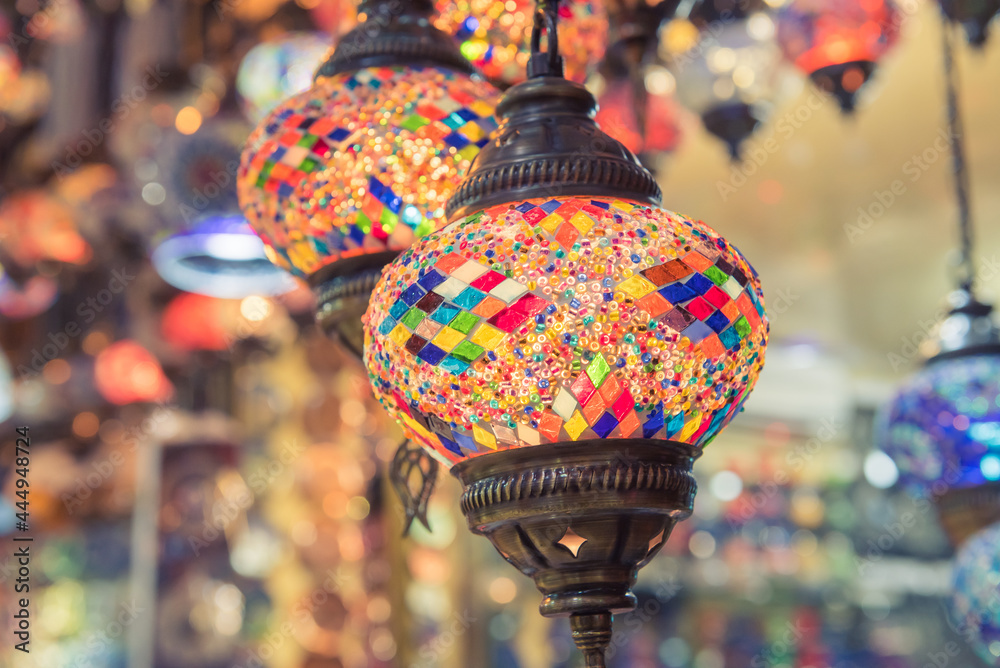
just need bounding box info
[949,521,1000,663]
[875,18,1000,547]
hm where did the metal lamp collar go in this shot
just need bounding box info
[315,0,475,79]
[927,290,1000,364]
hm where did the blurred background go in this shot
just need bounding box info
[0,0,998,664]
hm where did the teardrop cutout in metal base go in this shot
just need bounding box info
[451,439,698,667]
[310,250,399,359]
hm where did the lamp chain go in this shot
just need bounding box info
[942,17,975,296]
[527,0,564,77]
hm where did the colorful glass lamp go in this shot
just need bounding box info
[238,0,501,357]
[950,521,1000,663]
[876,21,1000,547]
[236,32,332,123]
[776,0,900,113]
[591,1,681,168]
[363,1,769,663]
[433,0,607,86]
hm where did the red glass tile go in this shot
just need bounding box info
[686,297,714,320]
[570,373,596,404]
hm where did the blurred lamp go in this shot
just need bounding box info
[949,521,1000,663]
[95,340,173,405]
[363,1,769,663]
[876,19,998,547]
[667,14,783,158]
[432,0,607,85]
[938,0,1000,46]
[776,0,900,113]
[238,0,501,357]
[236,32,331,123]
[152,215,297,299]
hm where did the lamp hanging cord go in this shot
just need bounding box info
[527,0,564,78]
[942,18,975,296]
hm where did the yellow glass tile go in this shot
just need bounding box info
[611,199,634,211]
[389,324,412,347]
[473,423,497,450]
[540,213,564,233]
[617,274,657,299]
[678,414,703,441]
[564,411,589,441]
[470,324,506,349]
[470,101,494,117]
[460,121,486,142]
[459,144,480,162]
[432,326,466,352]
[569,211,595,234]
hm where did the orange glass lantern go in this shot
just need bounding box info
[777,0,900,112]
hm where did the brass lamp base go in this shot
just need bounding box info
[311,251,399,359]
[936,482,1000,547]
[451,440,698,667]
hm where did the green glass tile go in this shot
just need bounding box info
[733,315,751,338]
[400,114,430,132]
[298,157,318,173]
[379,208,398,228]
[703,266,728,286]
[586,353,611,387]
[452,340,484,363]
[356,211,372,234]
[401,307,425,330]
[450,311,479,334]
[296,133,316,147]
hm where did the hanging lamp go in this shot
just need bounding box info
[591,0,681,168]
[237,0,501,357]
[363,0,769,663]
[666,9,783,159]
[876,20,1000,547]
[776,0,900,113]
[938,0,1000,46]
[949,520,1000,663]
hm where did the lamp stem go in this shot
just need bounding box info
[941,17,975,296]
[570,613,613,668]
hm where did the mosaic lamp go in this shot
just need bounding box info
[363,0,769,663]
[776,0,900,113]
[939,0,1000,46]
[666,12,783,158]
[877,291,1000,545]
[433,0,607,86]
[238,0,501,357]
[949,521,1000,663]
[876,20,1000,547]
